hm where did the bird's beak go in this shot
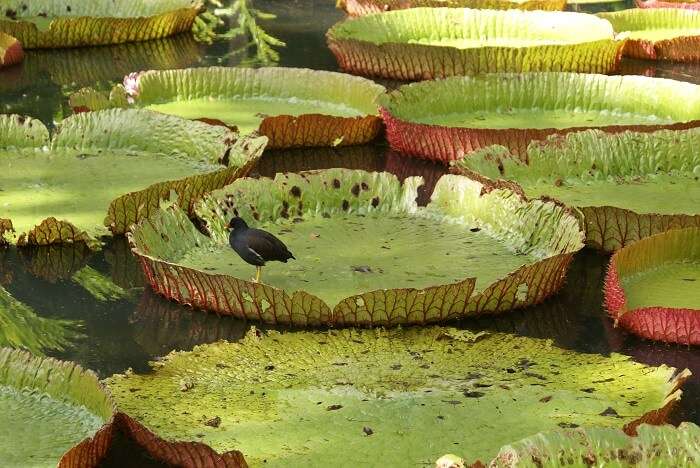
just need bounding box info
[225,221,232,230]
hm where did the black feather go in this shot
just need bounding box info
[228,218,295,266]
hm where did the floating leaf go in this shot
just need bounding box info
[106,327,687,466]
[71,67,385,149]
[605,227,700,345]
[0,109,265,246]
[71,266,129,302]
[0,0,202,48]
[338,0,566,16]
[0,348,112,467]
[482,422,700,467]
[326,8,624,80]
[0,31,22,67]
[454,128,700,251]
[130,169,583,325]
[599,8,700,61]
[380,72,700,161]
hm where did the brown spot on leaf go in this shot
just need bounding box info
[539,395,552,403]
[290,186,301,197]
[327,404,343,411]
[371,197,380,207]
[351,184,360,197]
[205,416,221,428]
[342,200,349,211]
[599,407,619,417]
[333,179,341,189]
[363,426,374,436]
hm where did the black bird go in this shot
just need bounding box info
[227,217,295,283]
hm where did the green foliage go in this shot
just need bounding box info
[193,0,285,65]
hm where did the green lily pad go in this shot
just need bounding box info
[71,67,386,149]
[0,285,80,355]
[605,227,700,345]
[326,8,624,80]
[129,169,583,325]
[454,128,700,251]
[0,109,266,246]
[379,72,700,161]
[599,9,700,61]
[0,0,202,48]
[339,0,567,16]
[106,327,687,467]
[0,348,113,467]
[482,422,700,467]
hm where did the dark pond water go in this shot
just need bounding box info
[1,0,699,464]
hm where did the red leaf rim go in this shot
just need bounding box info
[636,0,700,9]
[381,107,700,162]
[604,228,700,345]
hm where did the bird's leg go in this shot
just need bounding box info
[254,266,262,283]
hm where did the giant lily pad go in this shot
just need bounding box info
[454,128,700,251]
[379,73,700,161]
[0,347,247,467]
[0,31,21,67]
[338,0,566,16]
[0,0,202,48]
[0,348,113,467]
[130,169,583,326]
[599,9,700,61]
[71,67,385,149]
[0,109,266,246]
[326,8,624,80]
[106,326,688,467]
[480,422,700,467]
[605,228,700,345]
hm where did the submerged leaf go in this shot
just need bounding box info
[0,285,80,355]
[71,266,129,302]
[106,327,687,466]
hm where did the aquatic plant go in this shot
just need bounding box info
[338,0,567,15]
[380,73,700,161]
[454,128,700,251]
[0,110,265,246]
[599,8,700,61]
[130,169,583,325]
[106,326,688,466]
[0,0,202,48]
[326,8,624,80]
[637,0,700,9]
[475,422,700,466]
[194,0,285,65]
[0,31,21,67]
[605,228,700,345]
[71,67,386,149]
[0,285,80,355]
